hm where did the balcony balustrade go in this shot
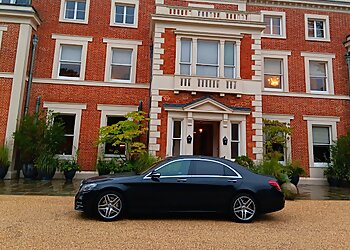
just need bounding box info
[174,75,243,95]
[156,5,261,22]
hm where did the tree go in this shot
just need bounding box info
[263,119,292,160]
[98,111,149,160]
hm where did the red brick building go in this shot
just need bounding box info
[1,0,350,181]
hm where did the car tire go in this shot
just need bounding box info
[231,193,257,223]
[95,190,124,221]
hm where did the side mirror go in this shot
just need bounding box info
[151,172,161,180]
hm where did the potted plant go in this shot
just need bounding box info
[285,161,306,186]
[0,144,10,179]
[14,112,65,180]
[35,153,59,180]
[13,113,45,179]
[96,158,117,176]
[59,158,81,181]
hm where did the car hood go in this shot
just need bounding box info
[82,173,140,184]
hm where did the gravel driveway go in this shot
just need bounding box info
[0,195,349,249]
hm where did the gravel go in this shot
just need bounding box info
[0,195,349,249]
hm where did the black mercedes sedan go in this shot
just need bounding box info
[75,156,285,223]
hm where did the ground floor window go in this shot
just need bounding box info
[312,126,331,164]
[231,123,240,159]
[104,116,127,156]
[172,120,182,156]
[54,114,76,156]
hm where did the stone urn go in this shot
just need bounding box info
[281,182,298,200]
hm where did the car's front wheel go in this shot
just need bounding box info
[95,191,124,221]
[231,193,257,223]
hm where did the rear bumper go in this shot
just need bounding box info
[258,190,285,214]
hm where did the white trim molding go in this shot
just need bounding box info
[261,11,287,39]
[59,0,91,24]
[103,38,142,84]
[303,115,339,177]
[51,34,93,81]
[301,52,335,95]
[0,26,7,50]
[304,14,330,42]
[110,0,139,28]
[43,102,87,160]
[261,50,291,92]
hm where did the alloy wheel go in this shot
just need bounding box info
[233,195,256,222]
[97,193,122,220]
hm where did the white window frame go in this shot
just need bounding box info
[304,116,339,169]
[261,11,286,39]
[52,34,92,80]
[97,104,138,158]
[263,114,294,164]
[110,0,139,28]
[301,52,335,95]
[304,14,330,42]
[261,50,291,92]
[230,123,240,160]
[171,119,183,156]
[59,0,90,24]
[175,36,241,79]
[103,38,142,83]
[0,26,7,50]
[43,102,87,160]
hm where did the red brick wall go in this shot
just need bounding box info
[157,91,255,159]
[263,95,350,174]
[28,83,149,170]
[248,5,350,95]
[32,0,155,83]
[0,23,20,73]
[0,79,12,144]
[240,34,253,80]
[161,28,176,75]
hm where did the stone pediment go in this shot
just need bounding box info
[163,96,251,114]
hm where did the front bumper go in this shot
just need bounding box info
[74,190,96,213]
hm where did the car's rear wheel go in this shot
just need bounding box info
[231,193,257,223]
[95,191,124,221]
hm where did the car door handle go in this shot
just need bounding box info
[177,178,187,183]
[228,179,237,183]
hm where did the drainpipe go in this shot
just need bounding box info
[35,96,41,114]
[24,34,38,115]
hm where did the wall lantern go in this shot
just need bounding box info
[223,136,228,146]
[187,135,192,144]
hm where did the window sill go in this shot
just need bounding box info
[313,163,328,168]
[309,91,331,95]
[306,37,331,42]
[264,88,285,92]
[261,34,286,40]
[110,23,138,29]
[56,76,84,81]
[106,79,134,84]
[59,19,88,25]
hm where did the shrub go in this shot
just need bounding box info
[128,153,160,174]
[327,132,350,181]
[284,161,306,178]
[235,156,256,172]
[59,159,81,172]
[0,144,10,168]
[255,158,290,185]
[96,158,118,175]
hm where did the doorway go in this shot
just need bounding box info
[193,121,220,157]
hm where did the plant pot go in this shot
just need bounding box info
[22,163,38,180]
[98,169,110,176]
[327,176,340,187]
[64,169,77,181]
[0,166,9,179]
[289,174,300,186]
[37,168,56,180]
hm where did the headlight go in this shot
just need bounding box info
[80,183,97,192]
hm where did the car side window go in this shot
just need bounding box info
[156,160,191,176]
[192,160,224,176]
[224,166,239,177]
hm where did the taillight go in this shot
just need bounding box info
[268,180,281,192]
